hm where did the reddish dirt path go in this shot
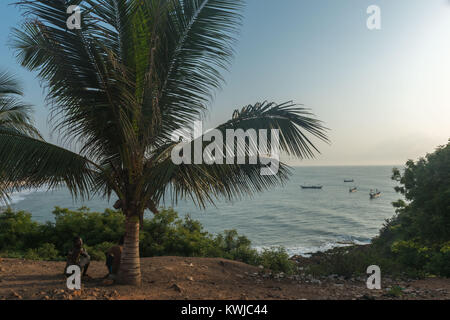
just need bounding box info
[0,257,449,300]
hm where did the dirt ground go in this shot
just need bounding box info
[0,257,449,300]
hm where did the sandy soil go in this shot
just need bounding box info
[0,257,449,300]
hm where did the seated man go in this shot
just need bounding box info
[65,236,91,278]
[105,236,124,279]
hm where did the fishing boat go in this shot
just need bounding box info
[300,185,323,190]
[344,179,354,183]
[370,189,381,199]
[349,187,357,193]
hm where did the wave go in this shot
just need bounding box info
[254,236,372,257]
[4,188,48,205]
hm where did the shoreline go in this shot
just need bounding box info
[256,239,372,259]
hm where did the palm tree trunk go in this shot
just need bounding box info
[117,215,142,286]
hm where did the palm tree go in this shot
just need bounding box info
[3,0,329,285]
[0,70,40,200]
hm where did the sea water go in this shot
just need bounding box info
[6,166,401,256]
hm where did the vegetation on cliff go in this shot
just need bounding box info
[0,207,295,274]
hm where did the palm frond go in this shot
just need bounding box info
[218,101,330,159]
[138,0,245,141]
[0,70,40,137]
[140,101,328,208]
[0,128,97,203]
[0,70,23,96]
[142,141,292,210]
[12,0,136,162]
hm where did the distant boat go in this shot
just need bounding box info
[301,185,323,190]
[349,187,357,193]
[370,190,381,199]
[344,179,354,183]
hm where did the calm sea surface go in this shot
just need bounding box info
[7,166,401,256]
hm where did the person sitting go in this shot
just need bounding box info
[65,236,91,278]
[105,236,124,279]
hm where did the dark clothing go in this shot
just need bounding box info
[105,245,123,275]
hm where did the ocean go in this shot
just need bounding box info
[7,166,401,256]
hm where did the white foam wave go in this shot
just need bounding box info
[254,238,372,257]
[4,187,48,205]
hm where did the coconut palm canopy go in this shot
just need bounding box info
[1,0,329,285]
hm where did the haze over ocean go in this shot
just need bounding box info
[8,166,401,256]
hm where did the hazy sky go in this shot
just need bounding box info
[0,0,449,166]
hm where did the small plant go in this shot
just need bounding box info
[386,285,403,298]
[259,247,296,275]
[23,243,61,261]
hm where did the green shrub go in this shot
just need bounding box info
[46,207,125,255]
[84,242,116,261]
[0,207,296,274]
[426,248,450,277]
[386,285,404,298]
[230,246,261,266]
[303,245,410,278]
[358,141,450,278]
[0,208,40,251]
[212,229,260,264]
[24,249,42,260]
[0,250,24,259]
[259,247,296,275]
[23,243,61,261]
[391,240,431,269]
[36,243,61,260]
[140,209,216,258]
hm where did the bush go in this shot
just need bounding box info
[45,207,125,256]
[0,207,296,274]
[24,249,42,261]
[84,242,116,261]
[24,243,60,261]
[302,245,414,279]
[258,247,296,275]
[373,141,450,277]
[0,208,40,251]
[212,229,260,264]
[390,240,431,269]
[140,209,217,258]
[0,207,126,261]
[36,243,61,260]
[425,243,450,277]
[0,250,24,259]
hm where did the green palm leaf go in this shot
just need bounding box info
[0,70,40,137]
[142,101,328,208]
[0,128,96,202]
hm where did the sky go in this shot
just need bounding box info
[0,0,449,166]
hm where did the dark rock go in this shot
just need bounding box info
[170,283,183,293]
